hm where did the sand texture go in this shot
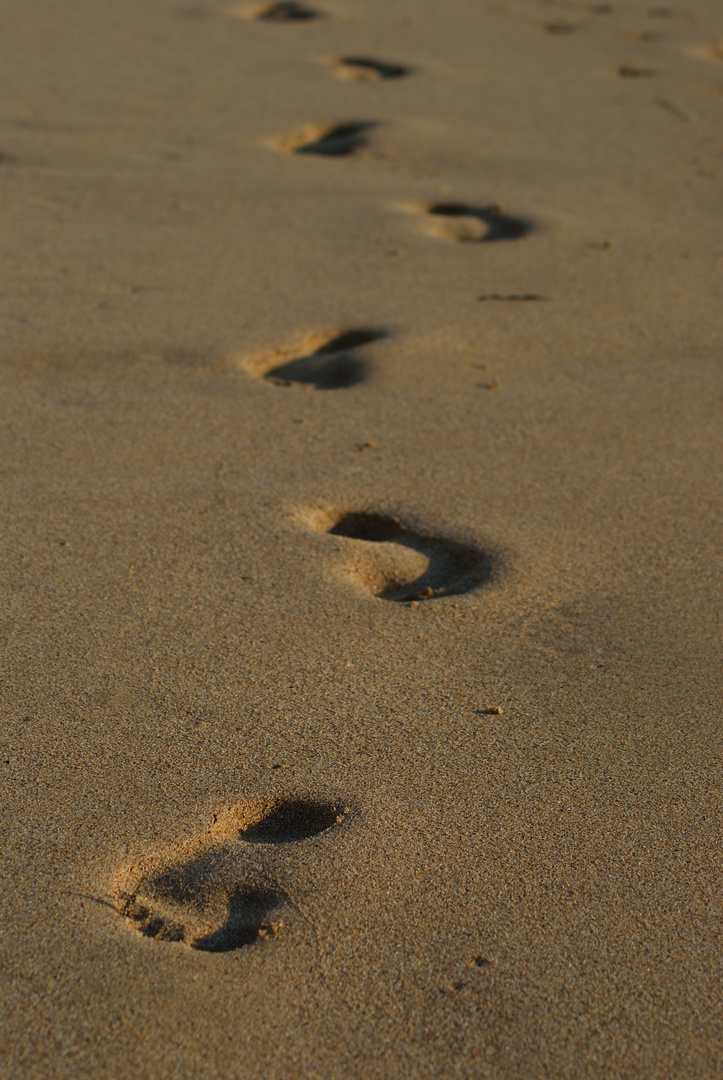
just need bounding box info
[0,0,722,1077]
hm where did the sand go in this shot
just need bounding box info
[0,0,721,1076]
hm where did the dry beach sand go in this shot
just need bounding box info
[0,0,722,1077]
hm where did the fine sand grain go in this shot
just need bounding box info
[0,0,721,1077]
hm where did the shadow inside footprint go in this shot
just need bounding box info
[425,203,530,242]
[295,122,374,157]
[193,886,284,952]
[114,796,348,950]
[255,2,320,18]
[334,57,410,80]
[264,329,384,389]
[118,849,287,952]
[327,512,493,601]
[123,882,283,953]
[240,800,345,843]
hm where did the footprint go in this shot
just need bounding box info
[113,798,348,951]
[266,122,375,157]
[478,293,548,302]
[241,329,386,389]
[121,878,286,952]
[615,62,655,77]
[538,22,577,34]
[232,2,322,19]
[408,202,530,244]
[306,509,494,602]
[326,57,410,82]
[267,122,376,157]
[238,799,343,841]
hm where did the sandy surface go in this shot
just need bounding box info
[1,0,722,1076]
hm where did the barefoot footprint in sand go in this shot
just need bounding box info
[267,122,377,157]
[323,56,410,82]
[404,201,532,244]
[113,799,348,952]
[240,328,387,389]
[231,2,322,20]
[304,509,495,602]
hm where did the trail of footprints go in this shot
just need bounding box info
[114,1,536,954]
[103,0,710,976]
